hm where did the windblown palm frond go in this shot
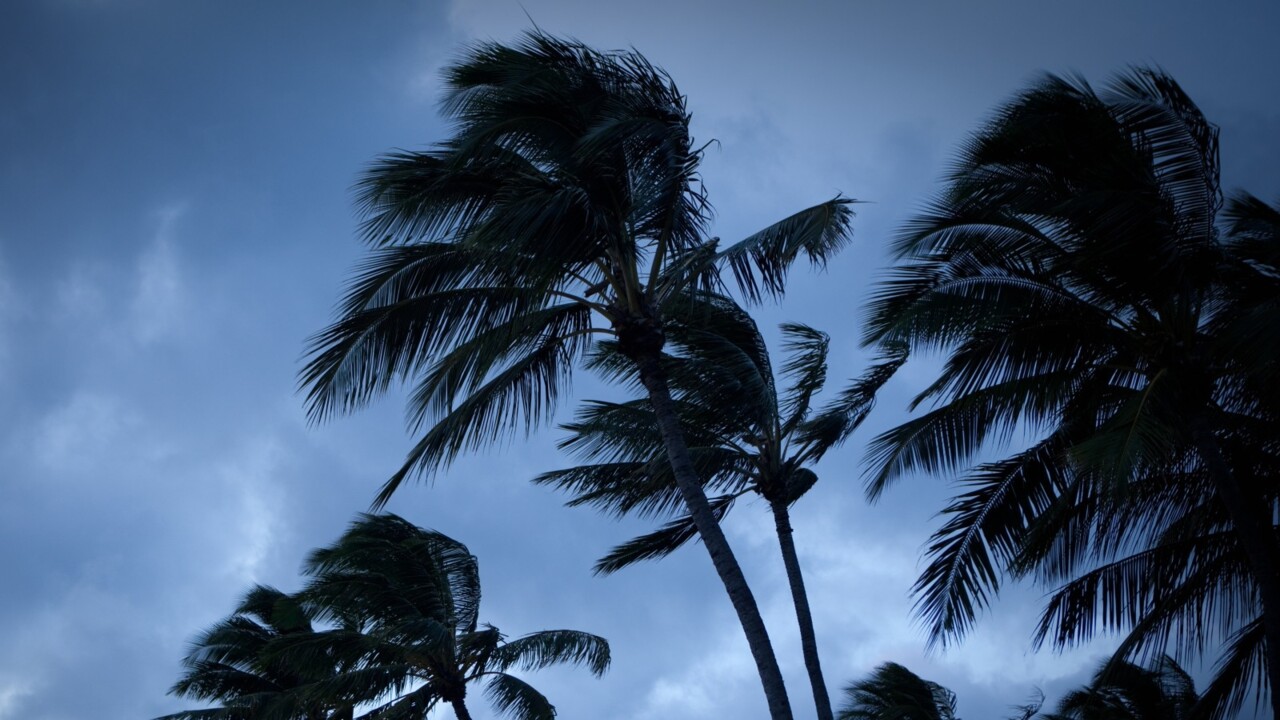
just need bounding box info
[157,586,353,720]
[837,662,957,720]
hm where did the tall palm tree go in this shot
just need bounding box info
[300,32,855,719]
[536,291,906,720]
[1042,656,1199,720]
[837,663,958,720]
[289,514,609,720]
[861,68,1280,715]
[158,586,353,720]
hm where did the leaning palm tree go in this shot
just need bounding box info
[300,31,855,719]
[158,585,353,720]
[537,292,906,720]
[293,514,610,720]
[861,67,1280,715]
[838,663,958,720]
[1041,656,1200,720]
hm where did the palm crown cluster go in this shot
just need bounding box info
[159,29,1279,720]
[297,31,855,720]
[839,657,1201,720]
[160,514,609,720]
[863,70,1280,718]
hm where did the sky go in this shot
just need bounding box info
[2,1,1279,718]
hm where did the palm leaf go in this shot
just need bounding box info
[838,662,957,720]
[483,673,556,720]
[489,630,611,676]
[593,493,742,574]
[719,197,856,303]
[374,332,582,508]
[777,323,830,432]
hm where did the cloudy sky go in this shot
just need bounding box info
[2,1,1279,718]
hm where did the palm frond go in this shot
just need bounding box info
[837,662,957,720]
[489,630,610,676]
[593,493,741,574]
[356,684,440,720]
[913,437,1072,646]
[719,197,857,303]
[1034,529,1248,657]
[373,333,581,508]
[1196,617,1268,720]
[300,244,551,423]
[483,673,556,720]
[403,302,594,432]
[795,340,908,463]
[777,323,830,432]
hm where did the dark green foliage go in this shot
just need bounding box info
[541,293,903,572]
[837,663,957,720]
[160,515,608,720]
[300,31,857,719]
[863,66,1280,717]
[299,31,854,504]
[840,657,1202,720]
[538,291,905,720]
[157,586,353,720]
[1042,656,1200,720]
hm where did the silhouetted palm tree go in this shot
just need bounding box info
[538,292,905,720]
[838,663,957,720]
[301,32,856,719]
[1042,656,1199,720]
[862,67,1280,715]
[158,585,353,720]
[292,514,609,720]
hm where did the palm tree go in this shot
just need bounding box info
[158,585,353,720]
[839,658,1201,720]
[1042,656,1199,720]
[300,31,855,719]
[837,663,958,720]
[294,514,610,720]
[536,291,906,720]
[861,68,1280,715]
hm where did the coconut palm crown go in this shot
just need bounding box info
[838,662,958,720]
[158,586,353,720]
[1042,656,1201,720]
[290,514,609,720]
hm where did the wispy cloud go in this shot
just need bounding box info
[211,435,287,586]
[0,677,34,720]
[131,204,187,345]
[629,621,759,720]
[49,202,192,354]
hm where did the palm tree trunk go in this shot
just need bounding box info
[632,350,794,720]
[770,500,835,720]
[1191,421,1280,719]
[449,696,475,720]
